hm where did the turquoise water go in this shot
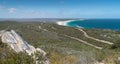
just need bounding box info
[67,19,120,30]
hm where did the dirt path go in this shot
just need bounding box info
[65,35,102,50]
[78,29,113,45]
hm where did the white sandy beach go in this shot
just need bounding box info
[56,19,85,26]
[56,20,74,26]
[56,19,84,28]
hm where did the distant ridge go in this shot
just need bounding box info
[0,18,81,22]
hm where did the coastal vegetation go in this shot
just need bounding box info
[0,21,120,64]
[0,42,35,64]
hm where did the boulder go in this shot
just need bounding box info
[0,30,49,64]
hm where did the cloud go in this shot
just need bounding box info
[8,8,17,13]
[60,0,65,4]
[0,5,3,10]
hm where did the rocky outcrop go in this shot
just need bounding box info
[0,30,49,64]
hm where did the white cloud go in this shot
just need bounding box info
[0,5,3,10]
[8,8,17,13]
[60,0,65,4]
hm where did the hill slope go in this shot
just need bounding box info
[0,21,120,64]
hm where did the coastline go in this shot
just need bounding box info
[56,19,84,28]
[56,20,75,26]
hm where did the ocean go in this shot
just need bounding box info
[67,19,120,30]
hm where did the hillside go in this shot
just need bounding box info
[0,21,120,64]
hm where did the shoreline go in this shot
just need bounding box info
[56,19,84,29]
[56,20,75,26]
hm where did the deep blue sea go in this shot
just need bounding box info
[67,19,120,30]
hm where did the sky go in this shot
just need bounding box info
[0,0,120,18]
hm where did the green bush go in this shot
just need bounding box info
[0,43,35,64]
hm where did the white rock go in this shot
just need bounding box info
[94,61,105,64]
[118,57,120,61]
[0,30,6,37]
[0,30,49,64]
